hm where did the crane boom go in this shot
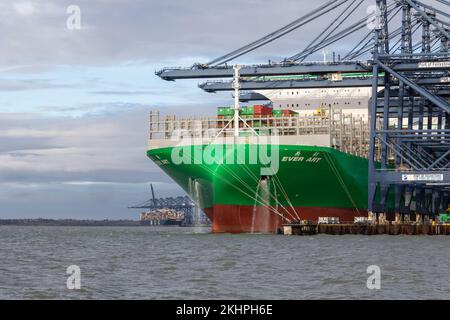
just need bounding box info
[156,61,369,81]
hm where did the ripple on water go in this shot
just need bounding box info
[0,227,449,299]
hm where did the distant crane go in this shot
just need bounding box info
[150,183,156,207]
[129,184,210,226]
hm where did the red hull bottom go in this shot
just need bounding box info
[204,205,367,233]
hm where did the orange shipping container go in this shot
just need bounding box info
[282,109,296,116]
[253,105,273,115]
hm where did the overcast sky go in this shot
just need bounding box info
[0,0,444,219]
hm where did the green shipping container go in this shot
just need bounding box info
[272,109,283,117]
[240,106,254,115]
[217,107,234,116]
[246,106,255,115]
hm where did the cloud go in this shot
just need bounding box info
[0,0,447,74]
[0,0,385,71]
[6,0,447,219]
[0,79,79,91]
[90,90,158,96]
[13,2,35,17]
[0,129,68,138]
[0,106,191,218]
[0,0,351,219]
[39,101,149,114]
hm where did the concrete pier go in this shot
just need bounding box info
[317,224,450,235]
[284,223,450,236]
[283,224,317,236]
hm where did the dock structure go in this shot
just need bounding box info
[154,0,450,225]
[283,223,318,236]
[367,0,450,224]
[283,223,450,236]
[129,184,210,226]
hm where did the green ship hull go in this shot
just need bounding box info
[148,144,371,233]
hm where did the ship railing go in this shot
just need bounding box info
[149,110,371,158]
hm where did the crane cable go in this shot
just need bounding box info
[295,0,366,62]
[206,0,351,66]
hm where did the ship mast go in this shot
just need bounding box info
[232,65,241,139]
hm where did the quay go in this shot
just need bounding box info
[283,223,450,236]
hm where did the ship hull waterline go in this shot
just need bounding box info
[147,144,383,233]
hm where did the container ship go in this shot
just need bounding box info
[147,79,381,233]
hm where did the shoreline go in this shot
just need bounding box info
[0,219,142,227]
[0,219,212,227]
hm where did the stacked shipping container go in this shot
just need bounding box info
[218,105,296,118]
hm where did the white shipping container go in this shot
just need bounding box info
[354,217,369,224]
[318,217,340,224]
